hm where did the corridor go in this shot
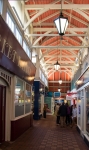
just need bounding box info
[0,115,89,150]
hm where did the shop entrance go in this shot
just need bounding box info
[0,85,6,143]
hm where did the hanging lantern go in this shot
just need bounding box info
[54,0,68,36]
[54,61,60,70]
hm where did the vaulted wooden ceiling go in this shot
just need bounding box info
[24,0,89,96]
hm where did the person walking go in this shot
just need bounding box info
[70,105,73,125]
[55,103,60,125]
[71,104,77,128]
[59,102,67,128]
[66,103,71,126]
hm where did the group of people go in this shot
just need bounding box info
[55,102,77,128]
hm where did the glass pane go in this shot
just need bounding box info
[29,50,31,59]
[6,12,15,34]
[25,84,31,114]
[15,78,24,117]
[11,21,14,33]
[16,28,22,45]
[55,19,60,33]
[23,41,27,52]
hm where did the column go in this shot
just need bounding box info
[33,81,40,120]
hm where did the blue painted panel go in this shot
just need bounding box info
[54,92,60,97]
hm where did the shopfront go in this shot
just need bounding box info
[76,66,89,146]
[0,15,36,142]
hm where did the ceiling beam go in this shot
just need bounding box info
[33,31,51,46]
[33,10,88,27]
[24,0,61,30]
[44,60,74,63]
[25,4,89,10]
[32,45,88,49]
[27,33,87,37]
[33,28,87,32]
[74,9,89,21]
[44,55,76,58]
[48,70,72,78]
[49,80,71,83]
[44,64,75,66]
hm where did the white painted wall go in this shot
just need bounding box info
[8,0,30,33]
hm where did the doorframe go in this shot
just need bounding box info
[0,85,6,143]
[0,76,11,142]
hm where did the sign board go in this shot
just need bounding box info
[54,92,61,97]
[0,15,36,84]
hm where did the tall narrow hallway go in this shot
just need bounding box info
[0,115,89,150]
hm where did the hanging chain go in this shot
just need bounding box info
[61,0,62,13]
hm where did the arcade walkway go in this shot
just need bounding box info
[0,115,89,150]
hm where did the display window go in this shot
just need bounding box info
[15,77,32,117]
[25,84,31,114]
[85,87,89,136]
[15,78,24,117]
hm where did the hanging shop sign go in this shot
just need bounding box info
[0,15,36,84]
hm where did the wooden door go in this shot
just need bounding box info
[0,85,6,143]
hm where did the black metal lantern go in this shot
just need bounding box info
[54,0,68,36]
[54,60,60,70]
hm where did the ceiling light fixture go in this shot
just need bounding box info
[58,88,61,92]
[54,61,60,70]
[54,0,68,36]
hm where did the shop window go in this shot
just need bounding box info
[6,12,15,34]
[16,27,22,45]
[15,78,24,117]
[85,87,89,136]
[25,84,31,114]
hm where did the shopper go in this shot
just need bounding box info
[71,104,77,128]
[66,103,71,125]
[55,103,60,125]
[59,102,67,127]
[70,105,73,125]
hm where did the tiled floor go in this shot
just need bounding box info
[0,115,89,150]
